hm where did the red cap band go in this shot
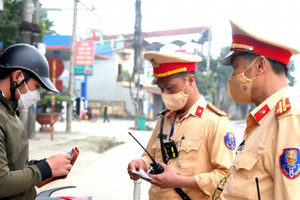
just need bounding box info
[231,35,292,65]
[153,62,196,77]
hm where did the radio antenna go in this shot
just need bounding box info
[128,132,157,164]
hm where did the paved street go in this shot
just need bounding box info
[30,118,245,199]
[31,118,154,200]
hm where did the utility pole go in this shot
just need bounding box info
[66,0,78,132]
[206,26,212,72]
[131,0,144,129]
[20,0,40,139]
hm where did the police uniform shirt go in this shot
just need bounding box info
[142,95,236,200]
[220,86,300,200]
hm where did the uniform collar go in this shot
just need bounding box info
[167,95,207,122]
[249,87,296,124]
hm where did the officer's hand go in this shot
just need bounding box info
[46,154,72,177]
[148,163,179,188]
[127,158,146,181]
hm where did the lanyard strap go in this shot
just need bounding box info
[159,113,168,164]
[158,113,191,200]
[169,119,176,140]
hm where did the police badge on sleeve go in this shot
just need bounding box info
[224,132,236,150]
[280,148,300,179]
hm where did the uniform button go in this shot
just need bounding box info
[168,162,172,165]
[186,147,190,151]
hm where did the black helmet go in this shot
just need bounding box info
[0,43,58,93]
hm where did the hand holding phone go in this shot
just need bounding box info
[36,147,79,188]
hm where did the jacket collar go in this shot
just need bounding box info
[249,87,296,124]
[0,92,18,115]
[167,95,207,122]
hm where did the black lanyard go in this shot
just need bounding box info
[158,112,191,200]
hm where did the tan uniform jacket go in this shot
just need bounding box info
[142,95,235,200]
[220,87,300,200]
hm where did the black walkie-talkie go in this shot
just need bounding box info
[128,132,164,174]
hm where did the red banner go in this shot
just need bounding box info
[74,41,95,65]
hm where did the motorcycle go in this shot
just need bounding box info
[35,186,92,200]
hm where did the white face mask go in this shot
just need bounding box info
[17,78,40,110]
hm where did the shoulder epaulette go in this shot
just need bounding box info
[275,98,291,116]
[207,102,229,117]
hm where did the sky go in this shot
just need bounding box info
[40,0,300,87]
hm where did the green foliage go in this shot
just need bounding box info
[121,69,131,81]
[195,71,217,96]
[287,60,296,86]
[195,47,232,105]
[39,6,56,40]
[0,0,22,49]
[37,92,71,113]
[0,0,55,48]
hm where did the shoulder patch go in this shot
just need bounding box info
[207,102,229,117]
[279,148,300,179]
[224,132,236,150]
[275,98,291,116]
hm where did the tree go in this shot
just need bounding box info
[195,46,232,107]
[287,60,296,86]
[0,0,22,49]
[0,0,55,49]
[39,6,56,41]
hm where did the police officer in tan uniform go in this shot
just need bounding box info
[215,20,300,200]
[127,51,236,200]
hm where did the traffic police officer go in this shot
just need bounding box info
[215,20,300,200]
[128,51,236,200]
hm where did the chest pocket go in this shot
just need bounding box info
[177,140,201,153]
[176,139,201,171]
[229,151,260,199]
[233,151,259,171]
